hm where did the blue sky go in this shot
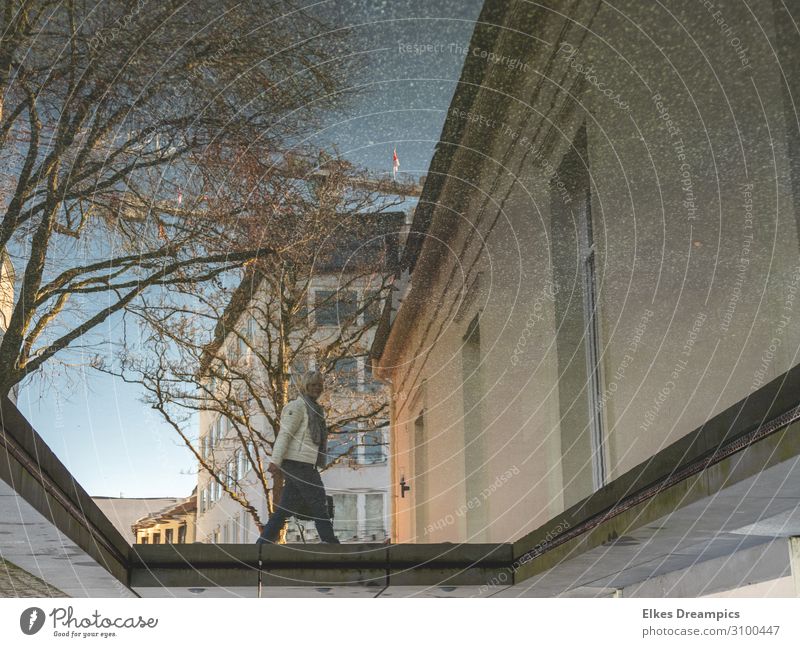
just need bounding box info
[19,0,485,498]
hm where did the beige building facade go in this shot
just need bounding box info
[93,496,183,545]
[132,494,197,545]
[371,0,800,595]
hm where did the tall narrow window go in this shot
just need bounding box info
[234,449,242,480]
[365,493,385,539]
[413,412,427,541]
[550,124,607,506]
[361,429,386,464]
[461,313,487,540]
[333,356,360,389]
[332,494,358,540]
[314,289,357,326]
[578,190,606,489]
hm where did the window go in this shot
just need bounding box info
[223,523,229,543]
[363,289,383,326]
[140,536,148,544]
[333,356,360,389]
[199,489,206,513]
[226,460,235,488]
[238,448,249,479]
[230,335,241,361]
[332,494,357,540]
[232,515,240,543]
[234,449,242,480]
[152,532,161,545]
[361,429,386,464]
[165,528,174,544]
[578,192,606,489]
[213,527,220,544]
[314,289,358,326]
[247,441,257,472]
[325,429,357,465]
[178,524,187,544]
[295,290,310,322]
[414,411,427,540]
[242,514,249,542]
[462,314,488,540]
[246,314,257,341]
[365,493,385,539]
[363,359,381,393]
[550,123,607,504]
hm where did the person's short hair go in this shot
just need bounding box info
[297,370,324,395]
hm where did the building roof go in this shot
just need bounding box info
[397,0,511,276]
[311,211,406,274]
[370,0,511,369]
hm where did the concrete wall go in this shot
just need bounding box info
[384,0,800,544]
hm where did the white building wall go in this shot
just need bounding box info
[384,0,800,547]
[196,273,391,543]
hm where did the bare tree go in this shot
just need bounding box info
[0,0,353,396]
[98,146,405,534]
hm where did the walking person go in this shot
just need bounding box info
[256,371,340,544]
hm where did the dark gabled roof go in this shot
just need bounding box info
[370,0,511,368]
[312,211,405,274]
[398,0,511,275]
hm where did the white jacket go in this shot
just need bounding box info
[271,397,320,467]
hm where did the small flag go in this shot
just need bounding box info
[392,147,399,181]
